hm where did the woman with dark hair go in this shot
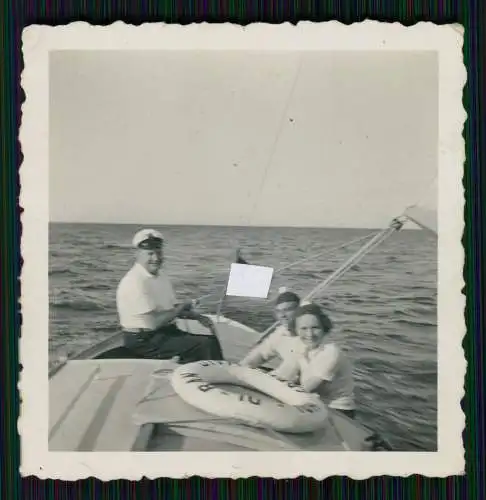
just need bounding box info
[272,302,356,419]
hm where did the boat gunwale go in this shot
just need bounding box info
[48,314,258,378]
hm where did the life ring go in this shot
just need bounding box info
[170,360,329,434]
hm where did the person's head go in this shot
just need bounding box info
[132,229,164,275]
[292,302,333,349]
[273,287,300,330]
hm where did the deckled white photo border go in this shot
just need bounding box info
[19,21,466,479]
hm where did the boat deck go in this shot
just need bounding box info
[49,359,165,451]
[49,358,373,452]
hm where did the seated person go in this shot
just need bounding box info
[116,229,224,363]
[272,302,356,419]
[240,287,301,369]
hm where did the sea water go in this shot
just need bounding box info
[49,223,437,451]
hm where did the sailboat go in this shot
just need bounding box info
[48,198,437,452]
[49,56,438,452]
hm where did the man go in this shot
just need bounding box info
[116,228,224,362]
[240,287,301,369]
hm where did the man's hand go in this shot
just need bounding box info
[176,301,194,314]
[269,369,289,381]
[197,314,216,330]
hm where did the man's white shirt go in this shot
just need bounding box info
[250,325,300,361]
[116,263,176,330]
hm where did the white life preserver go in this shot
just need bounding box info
[170,360,329,434]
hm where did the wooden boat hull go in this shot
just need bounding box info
[49,316,388,451]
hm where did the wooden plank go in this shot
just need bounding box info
[49,362,102,435]
[93,362,166,451]
[131,424,156,451]
[151,424,295,451]
[77,374,130,451]
[49,360,168,451]
[86,359,161,378]
[49,372,115,451]
[149,428,255,452]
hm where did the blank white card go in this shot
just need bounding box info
[226,263,274,299]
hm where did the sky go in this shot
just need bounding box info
[49,50,438,228]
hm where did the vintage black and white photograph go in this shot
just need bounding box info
[20,23,465,479]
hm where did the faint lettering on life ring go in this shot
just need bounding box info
[267,372,307,393]
[180,372,203,383]
[198,360,227,367]
[238,393,261,406]
[197,383,218,393]
[286,381,307,393]
[296,402,321,414]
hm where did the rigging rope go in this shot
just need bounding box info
[303,221,402,301]
[195,230,380,305]
[246,56,304,225]
[272,231,378,276]
[251,217,405,346]
[198,57,304,317]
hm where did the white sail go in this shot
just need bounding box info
[403,178,438,235]
[404,205,437,235]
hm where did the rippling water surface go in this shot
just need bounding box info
[49,223,437,451]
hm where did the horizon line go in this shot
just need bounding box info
[49,220,421,231]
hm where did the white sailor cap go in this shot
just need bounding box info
[132,228,164,249]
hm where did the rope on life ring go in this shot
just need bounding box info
[170,360,329,434]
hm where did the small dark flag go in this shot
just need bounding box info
[236,249,249,265]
